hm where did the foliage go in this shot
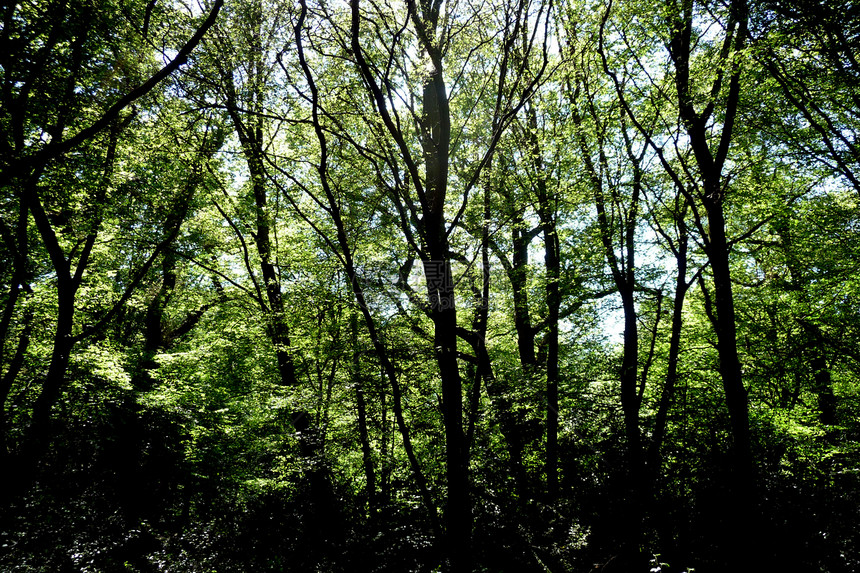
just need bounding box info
[2,0,860,571]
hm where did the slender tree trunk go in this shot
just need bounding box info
[29,282,75,451]
[135,250,177,390]
[0,313,32,458]
[486,213,537,501]
[523,99,561,500]
[227,120,298,389]
[541,206,561,500]
[648,246,690,473]
[776,212,838,428]
[571,90,647,558]
[505,215,538,369]
[223,0,297,390]
[671,0,754,487]
[645,203,694,563]
[295,4,442,537]
[0,191,32,458]
[352,312,377,517]
[2,283,75,511]
[701,194,758,568]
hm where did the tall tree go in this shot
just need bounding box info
[0,0,222,500]
[598,0,758,564]
[343,0,552,568]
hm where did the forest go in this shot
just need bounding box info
[1,0,859,571]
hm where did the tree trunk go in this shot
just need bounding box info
[507,214,538,369]
[352,312,377,517]
[296,2,442,537]
[541,203,561,500]
[29,280,75,453]
[701,195,753,481]
[647,246,690,474]
[0,191,32,458]
[668,0,757,564]
[418,8,471,569]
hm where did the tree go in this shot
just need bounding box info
[343,1,554,567]
[0,0,223,502]
[597,0,761,564]
[750,0,860,193]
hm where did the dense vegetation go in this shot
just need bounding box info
[2,0,860,571]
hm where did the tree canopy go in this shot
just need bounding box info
[2,0,860,571]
